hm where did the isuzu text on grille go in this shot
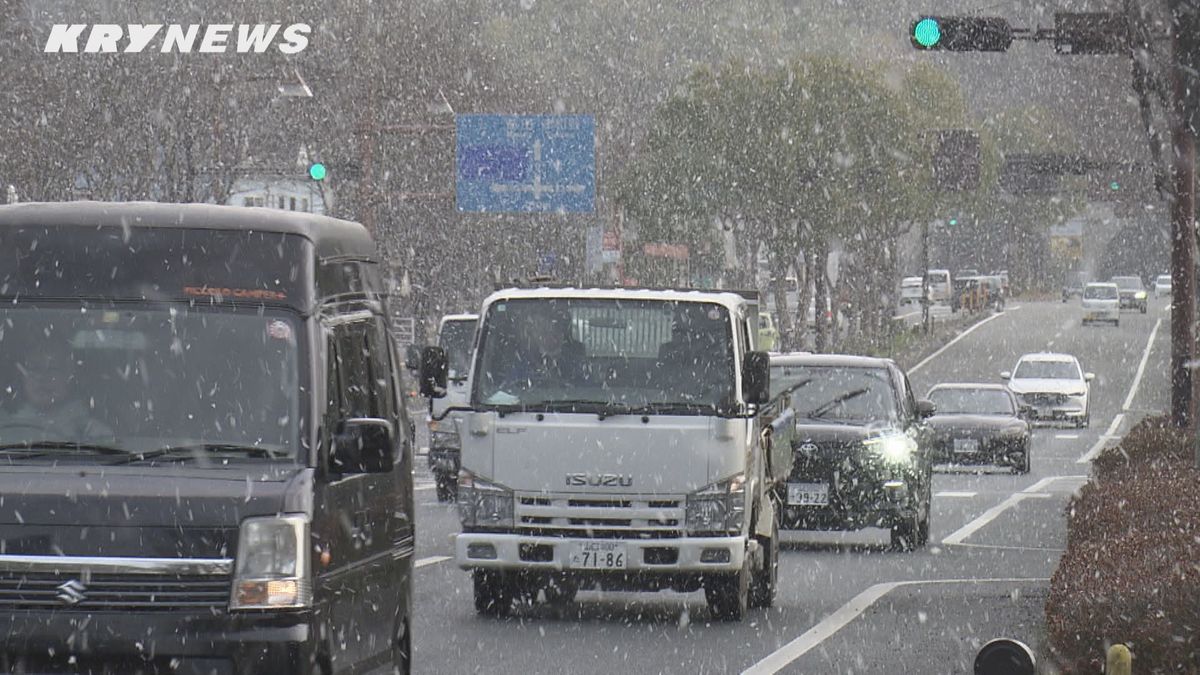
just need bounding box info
[565,473,634,487]
[44,24,310,54]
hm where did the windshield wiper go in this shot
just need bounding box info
[110,443,287,465]
[0,441,132,459]
[805,388,870,419]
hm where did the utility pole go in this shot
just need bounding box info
[1168,0,1197,430]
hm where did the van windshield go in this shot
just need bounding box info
[0,304,304,464]
[1084,285,1118,300]
[473,298,735,414]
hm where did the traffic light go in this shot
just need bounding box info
[308,162,327,181]
[948,217,958,226]
[910,16,1014,52]
[1054,13,1128,55]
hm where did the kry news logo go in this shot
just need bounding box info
[44,24,311,54]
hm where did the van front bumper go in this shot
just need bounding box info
[0,609,318,674]
[456,533,746,573]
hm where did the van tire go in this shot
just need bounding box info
[748,513,778,609]
[473,570,512,616]
[705,563,750,621]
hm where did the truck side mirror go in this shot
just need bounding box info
[743,351,770,405]
[420,346,449,398]
[329,418,395,474]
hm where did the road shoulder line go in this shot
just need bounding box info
[415,555,452,569]
[908,308,1018,375]
[741,577,1049,675]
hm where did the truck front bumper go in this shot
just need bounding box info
[455,533,746,574]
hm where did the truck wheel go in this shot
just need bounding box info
[435,476,456,503]
[748,515,779,609]
[705,564,749,621]
[473,570,512,616]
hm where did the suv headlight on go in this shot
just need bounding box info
[865,433,918,465]
[230,514,311,610]
[686,473,745,536]
[458,470,514,528]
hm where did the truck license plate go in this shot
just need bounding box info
[953,438,980,453]
[568,541,627,570]
[787,482,829,506]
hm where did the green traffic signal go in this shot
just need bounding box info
[1109,181,1120,191]
[948,218,958,226]
[913,18,941,48]
[308,163,327,181]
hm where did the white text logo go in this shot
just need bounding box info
[45,24,311,54]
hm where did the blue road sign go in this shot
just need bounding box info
[456,114,595,213]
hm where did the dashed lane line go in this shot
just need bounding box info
[415,555,452,569]
[934,491,977,498]
[741,578,1050,675]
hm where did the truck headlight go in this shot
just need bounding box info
[686,473,745,536]
[865,433,918,464]
[230,514,311,610]
[458,471,514,528]
[1135,291,1147,299]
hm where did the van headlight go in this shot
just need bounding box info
[686,473,745,536]
[865,433,918,464]
[230,514,311,610]
[458,471,514,528]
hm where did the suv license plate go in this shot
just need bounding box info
[787,482,829,506]
[568,542,627,570]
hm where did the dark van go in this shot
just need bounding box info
[0,202,414,674]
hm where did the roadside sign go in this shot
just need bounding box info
[391,315,416,346]
[456,114,595,213]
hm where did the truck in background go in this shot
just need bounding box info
[428,314,478,502]
[423,287,794,620]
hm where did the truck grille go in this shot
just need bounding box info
[0,572,231,612]
[516,494,683,538]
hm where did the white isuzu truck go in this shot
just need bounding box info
[423,287,794,620]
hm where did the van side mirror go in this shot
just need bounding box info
[915,399,936,419]
[330,418,395,474]
[743,351,770,405]
[419,346,449,398]
[999,371,1012,380]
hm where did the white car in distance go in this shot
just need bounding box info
[1154,274,1171,298]
[1001,353,1094,428]
[1081,282,1120,327]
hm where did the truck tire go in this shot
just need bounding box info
[748,514,778,609]
[435,475,456,503]
[473,570,512,616]
[705,563,749,621]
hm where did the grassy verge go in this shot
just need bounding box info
[1045,416,1200,672]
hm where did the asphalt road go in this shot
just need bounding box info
[407,297,1171,674]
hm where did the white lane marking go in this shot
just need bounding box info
[1021,475,1088,493]
[1122,317,1162,411]
[741,577,1050,675]
[1076,413,1125,464]
[940,492,1051,546]
[894,310,920,320]
[909,309,1018,375]
[934,491,977,498]
[1055,433,1079,439]
[414,484,437,492]
[415,555,452,569]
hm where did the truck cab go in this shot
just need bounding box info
[427,314,478,501]
[425,287,792,620]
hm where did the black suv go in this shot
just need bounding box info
[770,354,935,550]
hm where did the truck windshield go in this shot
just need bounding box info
[770,365,897,424]
[0,304,303,463]
[439,319,477,381]
[473,298,735,413]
